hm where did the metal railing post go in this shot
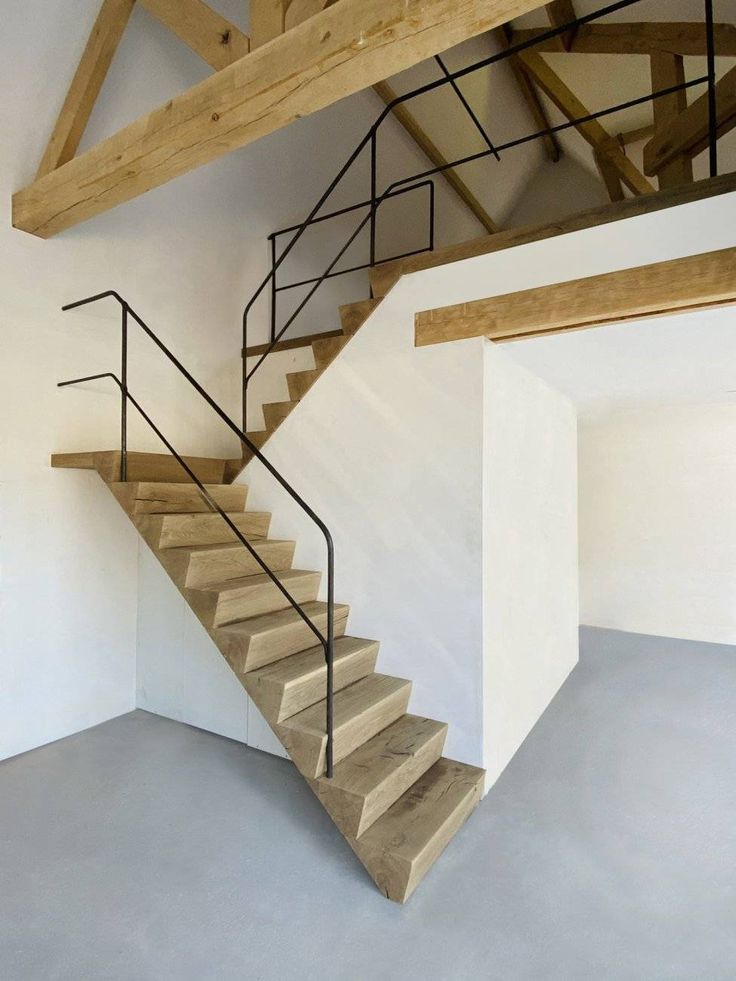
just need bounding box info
[121,303,128,481]
[705,0,718,177]
[369,131,377,268]
[269,235,278,344]
[325,541,335,778]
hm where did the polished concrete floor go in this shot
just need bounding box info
[2,627,736,980]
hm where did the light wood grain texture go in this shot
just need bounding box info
[51,450,227,483]
[243,636,379,721]
[352,758,485,902]
[650,53,693,189]
[415,246,736,347]
[594,149,624,202]
[15,0,544,238]
[139,0,249,69]
[249,0,287,48]
[263,399,299,430]
[494,26,560,162]
[157,538,295,589]
[510,22,736,56]
[314,715,447,838]
[339,298,379,334]
[286,368,321,401]
[517,50,653,195]
[110,480,248,514]
[373,80,498,235]
[370,171,736,297]
[135,510,270,549]
[35,0,135,179]
[276,674,412,778]
[187,569,321,626]
[216,601,349,673]
[644,65,736,177]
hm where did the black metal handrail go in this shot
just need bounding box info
[241,0,720,431]
[59,292,336,777]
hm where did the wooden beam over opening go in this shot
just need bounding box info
[13,0,546,239]
[373,81,497,235]
[414,247,736,347]
[139,0,250,70]
[644,65,736,176]
[35,0,136,179]
[510,22,736,56]
[517,50,654,195]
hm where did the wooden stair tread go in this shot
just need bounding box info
[339,298,379,334]
[188,569,322,627]
[51,450,228,483]
[160,538,296,590]
[111,481,247,514]
[136,510,271,548]
[242,636,379,722]
[352,757,485,903]
[276,673,411,778]
[243,328,343,358]
[215,601,350,673]
[314,714,447,838]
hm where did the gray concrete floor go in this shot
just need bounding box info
[2,627,736,981]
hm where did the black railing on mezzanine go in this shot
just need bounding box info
[242,0,721,431]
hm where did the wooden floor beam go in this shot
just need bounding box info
[414,247,736,347]
[13,0,545,239]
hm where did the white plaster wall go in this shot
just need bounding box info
[483,343,579,787]
[579,405,736,646]
[242,307,487,765]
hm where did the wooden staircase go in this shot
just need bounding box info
[237,298,380,468]
[51,450,485,902]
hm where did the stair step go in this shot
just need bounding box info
[339,298,379,334]
[276,674,411,779]
[136,510,270,549]
[243,636,379,723]
[112,481,248,514]
[311,336,346,370]
[159,539,296,589]
[215,601,349,673]
[188,569,321,627]
[51,450,228,484]
[263,400,299,431]
[286,368,321,402]
[314,715,447,839]
[351,758,485,903]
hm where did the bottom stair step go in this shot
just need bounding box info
[242,636,379,723]
[276,674,411,779]
[314,714,448,838]
[351,758,485,904]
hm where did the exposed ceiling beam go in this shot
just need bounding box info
[545,1,577,51]
[414,247,736,347]
[517,50,654,195]
[249,0,287,48]
[643,65,736,176]
[495,26,560,162]
[649,53,693,189]
[373,81,498,235]
[593,149,624,202]
[13,0,546,239]
[510,22,736,57]
[139,0,249,69]
[35,0,135,179]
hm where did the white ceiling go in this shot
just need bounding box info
[501,304,736,419]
